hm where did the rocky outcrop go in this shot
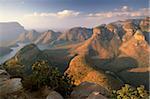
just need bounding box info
[134,30,145,41]
[70,82,109,99]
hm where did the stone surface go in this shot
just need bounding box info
[46,91,64,99]
[87,92,108,99]
[70,82,109,99]
[0,78,22,96]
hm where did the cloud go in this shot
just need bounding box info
[20,6,149,29]
[88,6,149,18]
[57,10,80,17]
[120,5,132,12]
[24,10,80,18]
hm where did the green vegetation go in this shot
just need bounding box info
[22,60,75,97]
[111,84,149,99]
[3,59,25,77]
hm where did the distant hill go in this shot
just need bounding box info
[52,27,93,46]
[35,30,62,45]
[0,22,26,46]
[15,30,40,43]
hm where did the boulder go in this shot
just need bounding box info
[46,91,64,99]
[0,69,22,97]
[0,69,9,81]
[87,92,108,99]
[70,82,109,99]
[0,78,22,96]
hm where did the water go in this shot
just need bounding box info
[0,43,50,64]
[0,43,27,64]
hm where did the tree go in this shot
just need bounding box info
[22,60,75,97]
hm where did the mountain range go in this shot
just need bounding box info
[0,17,149,96]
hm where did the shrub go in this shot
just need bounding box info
[22,60,75,97]
[111,84,149,99]
[3,61,25,78]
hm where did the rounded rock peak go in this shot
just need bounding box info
[134,30,145,41]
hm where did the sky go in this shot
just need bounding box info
[0,0,149,30]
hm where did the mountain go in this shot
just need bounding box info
[63,18,150,90]
[65,55,123,90]
[118,67,150,90]
[3,44,49,75]
[15,30,40,43]
[0,22,26,46]
[1,17,149,91]
[69,18,149,69]
[35,30,62,45]
[70,24,121,59]
[52,27,93,45]
[119,29,150,67]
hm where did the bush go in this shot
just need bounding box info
[3,61,25,78]
[22,60,75,97]
[111,84,149,99]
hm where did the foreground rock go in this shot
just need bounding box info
[87,92,108,99]
[0,78,22,95]
[0,69,23,98]
[46,91,64,99]
[70,82,109,99]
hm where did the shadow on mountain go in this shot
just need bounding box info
[44,48,73,72]
[91,56,149,90]
[92,57,138,72]
[143,31,150,44]
[118,70,149,90]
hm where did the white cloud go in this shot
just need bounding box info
[24,10,80,18]
[57,10,80,17]
[87,6,149,18]
[121,5,132,11]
